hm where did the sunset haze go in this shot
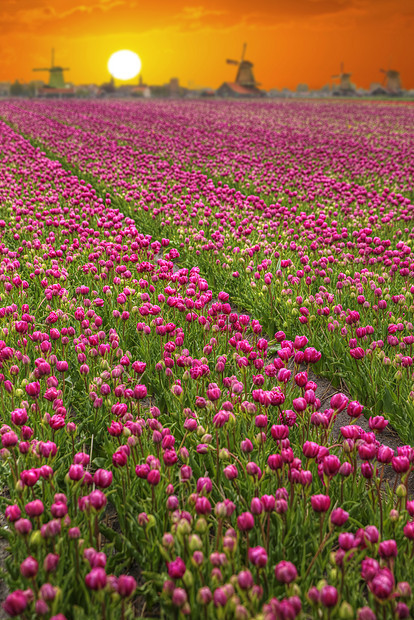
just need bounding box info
[1,0,413,90]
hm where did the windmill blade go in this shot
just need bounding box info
[33,68,50,72]
[241,43,247,63]
[340,61,344,75]
[331,75,340,79]
[226,59,239,65]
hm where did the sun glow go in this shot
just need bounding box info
[107,50,142,81]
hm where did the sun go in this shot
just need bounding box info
[107,50,142,81]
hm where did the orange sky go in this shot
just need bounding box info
[1,0,413,90]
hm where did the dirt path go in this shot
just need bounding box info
[309,369,413,494]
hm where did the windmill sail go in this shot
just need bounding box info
[225,44,260,88]
[33,49,69,89]
[380,68,402,94]
[331,62,355,95]
[219,43,262,97]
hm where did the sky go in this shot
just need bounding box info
[1,0,413,90]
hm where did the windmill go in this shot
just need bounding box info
[331,62,355,95]
[33,49,69,89]
[226,43,260,88]
[380,68,402,95]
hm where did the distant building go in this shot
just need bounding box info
[75,84,100,98]
[37,86,75,98]
[0,82,11,97]
[130,75,151,98]
[116,84,137,97]
[319,84,331,94]
[296,83,309,94]
[168,78,180,96]
[30,80,45,92]
[217,82,263,98]
[98,77,116,97]
[147,78,189,98]
[131,85,151,98]
[296,83,309,97]
[200,88,216,97]
[369,83,388,96]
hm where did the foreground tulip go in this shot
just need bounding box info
[237,512,254,532]
[168,557,186,580]
[117,575,137,598]
[311,495,331,513]
[330,508,349,527]
[274,561,297,584]
[197,587,212,605]
[2,591,28,617]
[20,556,38,578]
[320,585,338,608]
[238,570,254,590]
[25,500,44,517]
[93,469,113,488]
[369,568,394,600]
[248,546,268,567]
[357,607,376,620]
[85,567,107,591]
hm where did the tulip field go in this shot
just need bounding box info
[0,99,414,619]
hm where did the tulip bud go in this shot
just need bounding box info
[195,517,208,534]
[339,602,353,619]
[219,448,230,461]
[390,509,399,522]
[188,534,202,551]
[183,570,194,588]
[397,582,412,598]
[44,553,59,573]
[162,533,174,551]
[357,607,376,620]
[235,605,249,620]
[396,484,407,498]
[146,515,156,530]
[275,561,297,584]
[2,591,28,617]
[117,575,137,598]
[29,530,43,547]
[197,587,212,605]
[20,556,38,578]
[320,585,338,608]
[35,599,49,615]
[307,586,320,605]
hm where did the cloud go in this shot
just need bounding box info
[59,1,126,18]
[179,6,227,19]
[0,0,126,33]
[0,0,356,32]
[2,0,413,37]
